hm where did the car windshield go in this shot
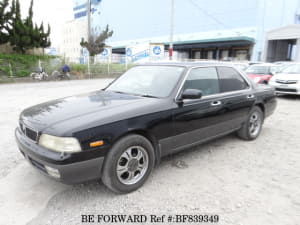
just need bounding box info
[106,66,185,98]
[234,64,248,71]
[246,65,270,74]
[281,64,300,74]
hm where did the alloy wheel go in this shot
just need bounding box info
[249,111,262,137]
[116,146,149,185]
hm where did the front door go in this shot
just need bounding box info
[171,67,225,150]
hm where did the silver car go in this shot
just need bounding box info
[269,63,300,95]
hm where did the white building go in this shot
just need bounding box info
[62,19,87,60]
[264,25,300,62]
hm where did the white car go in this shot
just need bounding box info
[269,63,300,95]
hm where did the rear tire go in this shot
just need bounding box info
[51,71,60,80]
[101,134,155,193]
[237,106,264,140]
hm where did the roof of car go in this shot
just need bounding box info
[141,61,235,68]
[248,63,278,67]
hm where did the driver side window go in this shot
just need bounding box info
[183,67,220,96]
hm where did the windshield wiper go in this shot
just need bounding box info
[111,90,130,94]
[110,90,159,98]
[139,94,159,98]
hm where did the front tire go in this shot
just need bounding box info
[30,73,38,80]
[101,134,155,193]
[237,106,264,140]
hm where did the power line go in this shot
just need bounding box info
[188,0,230,29]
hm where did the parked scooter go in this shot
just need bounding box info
[30,66,48,81]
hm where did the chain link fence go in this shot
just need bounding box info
[0,54,249,83]
[0,55,134,82]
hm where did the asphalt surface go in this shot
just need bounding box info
[0,80,299,225]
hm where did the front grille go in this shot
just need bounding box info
[25,127,38,141]
[19,122,38,142]
[276,79,298,84]
[275,88,297,93]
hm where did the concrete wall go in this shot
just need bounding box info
[0,44,44,55]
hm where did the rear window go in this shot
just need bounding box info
[217,67,249,92]
[246,65,270,74]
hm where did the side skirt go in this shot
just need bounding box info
[159,127,240,158]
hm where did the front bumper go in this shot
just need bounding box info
[15,128,104,184]
[269,82,300,95]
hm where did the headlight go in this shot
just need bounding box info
[39,134,81,153]
[253,77,261,83]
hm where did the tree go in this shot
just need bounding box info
[0,0,12,44]
[80,25,113,61]
[8,0,51,53]
[38,22,51,49]
[9,0,30,53]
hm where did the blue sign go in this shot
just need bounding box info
[74,10,87,19]
[126,48,132,57]
[101,48,109,56]
[153,46,161,55]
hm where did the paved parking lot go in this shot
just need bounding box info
[0,80,299,225]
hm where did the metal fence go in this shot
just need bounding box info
[0,54,250,81]
[0,56,132,80]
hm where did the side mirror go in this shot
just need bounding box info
[181,89,202,100]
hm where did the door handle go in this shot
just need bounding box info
[211,101,222,106]
[247,94,255,99]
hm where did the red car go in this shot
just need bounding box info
[246,64,280,84]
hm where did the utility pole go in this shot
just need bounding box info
[169,0,174,60]
[87,0,91,78]
[87,0,91,37]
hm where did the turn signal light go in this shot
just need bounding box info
[90,140,104,147]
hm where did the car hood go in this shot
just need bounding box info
[247,73,272,80]
[273,73,300,80]
[20,90,168,136]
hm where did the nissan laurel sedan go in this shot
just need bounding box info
[15,63,277,193]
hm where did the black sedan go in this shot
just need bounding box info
[15,62,276,193]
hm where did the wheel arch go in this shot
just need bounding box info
[113,129,161,166]
[254,102,265,117]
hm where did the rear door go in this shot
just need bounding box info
[216,66,256,128]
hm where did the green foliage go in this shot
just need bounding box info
[0,0,11,44]
[70,64,87,73]
[70,63,133,75]
[80,25,113,57]
[0,54,57,77]
[0,0,51,53]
